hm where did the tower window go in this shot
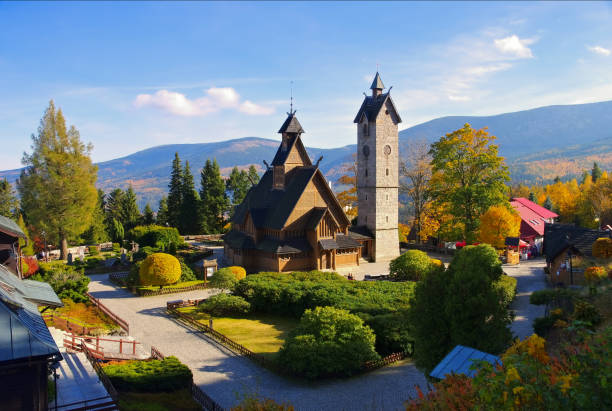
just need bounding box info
[365,169,368,177]
[365,195,368,201]
[386,216,389,223]
[363,123,369,136]
[386,168,389,176]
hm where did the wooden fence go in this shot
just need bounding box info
[148,345,225,411]
[87,292,130,334]
[136,282,210,297]
[82,343,119,403]
[42,312,96,335]
[63,333,141,358]
[167,300,408,375]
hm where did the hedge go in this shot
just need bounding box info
[128,225,183,251]
[139,253,181,286]
[389,250,440,281]
[198,293,251,316]
[102,356,192,392]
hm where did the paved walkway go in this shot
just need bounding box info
[87,274,427,410]
[48,328,111,409]
[503,258,549,340]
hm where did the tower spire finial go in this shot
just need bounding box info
[288,81,295,115]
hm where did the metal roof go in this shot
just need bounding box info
[0,265,62,307]
[353,92,402,124]
[430,345,501,380]
[0,215,25,238]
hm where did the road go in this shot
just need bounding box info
[88,274,427,410]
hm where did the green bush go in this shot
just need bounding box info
[495,275,517,307]
[529,288,576,306]
[112,243,121,254]
[278,306,379,379]
[533,315,557,337]
[88,245,99,256]
[103,356,192,392]
[139,253,181,287]
[364,310,414,356]
[573,300,602,327]
[233,271,415,318]
[209,267,238,290]
[32,262,90,302]
[133,246,156,262]
[128,225,183,251]
[179,259,197,282]
[198,293,251,316]
[389,250,440,281]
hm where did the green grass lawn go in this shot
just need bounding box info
[178,306,297,360]
[118,389,201,411]
[138,280,206,292]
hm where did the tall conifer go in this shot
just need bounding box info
[199,159,229,233]
[18,101,97,259]
[180,161,200,234]
[0,178,19,218]
[157,196,169,226]
[167,152,183,229]
[121,186,141,231]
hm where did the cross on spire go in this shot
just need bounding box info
[288,80,295,115]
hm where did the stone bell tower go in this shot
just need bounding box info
[354,72,402,261]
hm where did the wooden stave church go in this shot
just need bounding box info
[223,113,372,273]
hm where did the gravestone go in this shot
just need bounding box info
[67,252,73,265]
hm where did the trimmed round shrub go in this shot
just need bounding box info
[278,306,379,379]
[209,267,238,290]
[139,253,181,286]
[592,237,612,259]
[229,266,247,281]
[389,249,439,281]
[198,294,250,316]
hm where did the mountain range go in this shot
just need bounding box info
[2,100,611,209]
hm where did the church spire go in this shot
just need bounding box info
[370,72,385,97]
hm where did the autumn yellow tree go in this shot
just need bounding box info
[478,204,521,249]
[336,153,357,219]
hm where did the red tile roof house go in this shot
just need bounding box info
[510,198,559,251]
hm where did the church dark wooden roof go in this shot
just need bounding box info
[277,113,304,134]
[353,92,402,123]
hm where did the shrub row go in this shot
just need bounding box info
[102,356,192,393]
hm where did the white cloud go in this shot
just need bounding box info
[587,45,611,56]
[448,95,471,102]
[494,35,534,58]
[134,87,274,116]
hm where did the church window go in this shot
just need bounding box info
[386,216,389,223]
[365,195,367,201]
[365,168,368,177]
[386,194,388,200]
[386,168,389,176]
[385,109,389,115]
[363,123,369,136]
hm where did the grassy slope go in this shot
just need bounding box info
[179,306,297,359]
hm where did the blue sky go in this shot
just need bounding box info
[1,1,612,169]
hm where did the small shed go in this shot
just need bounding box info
[430,345,501,380]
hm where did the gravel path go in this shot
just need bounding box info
[87,274,427,410]
[503,258,549,340]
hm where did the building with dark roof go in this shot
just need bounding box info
[0,214,26,276]
[224,112,366,272]
[0,262,63,410]
[543,222,612,286]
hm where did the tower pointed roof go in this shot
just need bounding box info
[370,72,385,90]
[278,112,304,134]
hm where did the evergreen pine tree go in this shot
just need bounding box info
[167,152,183,229]
[199,159,229,233]
[528,192,536,202]
[82,189,110,244]
[544,196,553,210]
[121,186,141,231]
[18,101,98,259]
[142,203,155,225]
[592,162,603,182]
[553,176,561,183]
[580,170,590,185]
[0,178,19,218]
[157,196,169,226]
[105,188,125,231]
[179,161,201,234]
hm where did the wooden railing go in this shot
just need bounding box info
[87,292,129,334]
[136,282,209,297]
[62,333,141,358]
[363,351,408,370]
[82,343,119,403]
[167,305,273,370]
[54,395,117,410]
[148,345,225,411]
[42,312,96,335]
